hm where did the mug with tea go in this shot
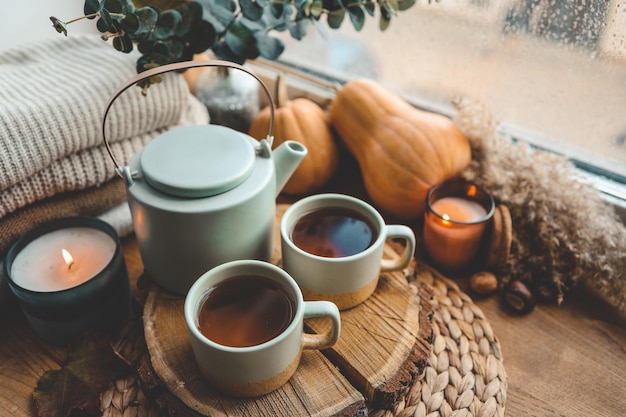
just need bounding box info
[280,193,416,310]
[184,259,341,397]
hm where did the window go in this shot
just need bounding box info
[273,0,626,197]
[6,1,626,215]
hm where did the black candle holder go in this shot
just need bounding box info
[4,217,131,345]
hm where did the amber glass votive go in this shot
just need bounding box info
[4,217,131,345]
[423,179,495,272]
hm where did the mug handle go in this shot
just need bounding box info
[302,301,341,350]
[380,225,416,272]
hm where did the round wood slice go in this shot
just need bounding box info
[140,204,433,415]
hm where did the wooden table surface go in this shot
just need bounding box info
[1,158,626,416]
[2,232,625,417]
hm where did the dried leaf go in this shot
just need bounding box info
[33,332,130,417]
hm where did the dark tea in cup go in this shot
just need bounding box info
[290,207,377,258]
[197,274,295,347]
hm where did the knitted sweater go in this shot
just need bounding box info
[0,34,209,218]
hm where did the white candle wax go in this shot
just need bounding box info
[431,197,487,222]
[11,227,116,292]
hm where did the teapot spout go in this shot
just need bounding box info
[273,140,307,197]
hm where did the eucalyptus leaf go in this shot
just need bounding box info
[153,39,185,60]
[347,4,364,31]
[239,0,264,21]
[50,17,68,36]
[326,9,345,29]
[397,0,416,11]
[288,17,309,39]
[269,1,293,25]
[188,20,216,53]
[153,9,182,39]
[214,0,238,12]
[113,32,133,52]
[83,0,100,18]
[270,2,284,19]
[255,32,285,59]
[224,21,259,60]
[120,13,139,34]
[363,2,375,16]
[379,5,391,30]
[176,1,203,36]
[201,0,236,30]
[137,40,154,54]
[178,0,203,20]
[240,16,265,31]
[103,0,124,13]
[309,0,323,18]
[212,41,245,64]
[97,9,112,32]
[383,1,397,15]
[133,7,159,36]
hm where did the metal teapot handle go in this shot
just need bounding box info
[102,60,275,178]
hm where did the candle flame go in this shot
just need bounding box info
[467,185,477,197]
[61,249,74,270]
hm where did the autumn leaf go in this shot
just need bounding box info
[33,332,131,417]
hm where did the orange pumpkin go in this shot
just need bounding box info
[329,78,471,219]
[248,73,339,195]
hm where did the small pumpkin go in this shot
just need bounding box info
[249,73,339,195]
[329,78,471,219]
[182,53,211,95]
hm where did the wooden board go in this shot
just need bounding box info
[140,204,432,415]
[301,244,433,409]
[143,287,367,417]
[273,204,432,409]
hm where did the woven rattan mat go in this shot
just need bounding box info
[103,264,507,417]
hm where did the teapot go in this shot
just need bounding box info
[102,61,307,295]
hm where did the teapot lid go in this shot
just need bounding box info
[139,125,256,198]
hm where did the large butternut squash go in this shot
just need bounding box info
[329,78,471,219]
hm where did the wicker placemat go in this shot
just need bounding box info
[372,264,508,417]
[102,264,507,417]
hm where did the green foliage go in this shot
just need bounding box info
[51,0,420,82]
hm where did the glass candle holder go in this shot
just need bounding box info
[4,217,131,345]
[195,66,260,133]
[423,179,495,272]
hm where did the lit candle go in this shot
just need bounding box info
[4,217,131,345]
[10,227,116,292]
[423,180,494,272]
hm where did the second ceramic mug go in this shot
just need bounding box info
[280,194,416,310]
[184,259,340,397]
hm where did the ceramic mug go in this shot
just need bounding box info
[184,259,340,397]
[280,193,416,310]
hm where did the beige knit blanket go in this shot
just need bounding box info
[0,34,209,218]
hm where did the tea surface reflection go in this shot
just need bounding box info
[197,275,295,347]
[290,207,376,258]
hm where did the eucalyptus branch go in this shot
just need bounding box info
[50,0,419,86]
[64,13,99,24]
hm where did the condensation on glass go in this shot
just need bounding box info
[277,0,626,179]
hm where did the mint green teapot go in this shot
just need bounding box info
[102,61,307,295]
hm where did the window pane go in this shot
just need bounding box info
[276,0,626,179]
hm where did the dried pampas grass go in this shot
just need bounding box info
[453,97,626,318]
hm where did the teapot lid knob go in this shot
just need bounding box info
[140,125,255,198]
